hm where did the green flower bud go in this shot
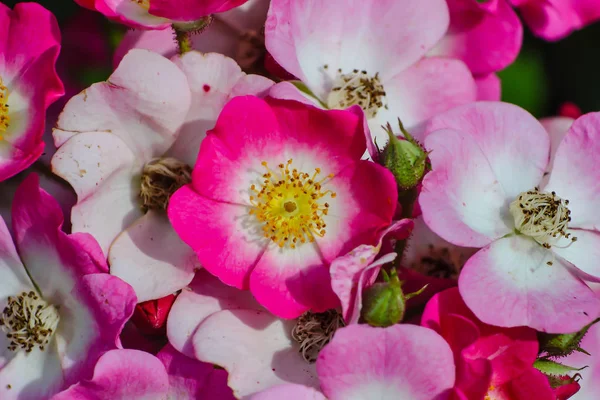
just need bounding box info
[361,268,427,327]
[380,119,429,192]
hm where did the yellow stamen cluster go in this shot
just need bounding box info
[0,76,9,138]
[326,67,388,119]
[0,291,60,352]
[509,188,576,248]
[249,159,336,249]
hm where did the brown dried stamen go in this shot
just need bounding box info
[326,68,387,118]
[0,291,59,352]
[291,310,345,363]
[140,157,192,212]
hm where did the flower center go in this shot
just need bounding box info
[0,76,10,138]
[291,310,345,363]
[249,160,336,249]
[0,291,60,352]
[410,245,465,279]
[326,68,387,119]
[509,188,576,248]
[131,0,150,10]
[140,157,192,212]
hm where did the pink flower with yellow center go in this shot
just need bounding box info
[0,3,64,182]
[168,96,398,318]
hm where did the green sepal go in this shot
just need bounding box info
[538,318,600,358]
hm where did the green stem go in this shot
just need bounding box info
[174,29,192,54]
[393,186,419,263]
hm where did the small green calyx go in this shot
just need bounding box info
[533,359,586,389]
[538,317,600,358]
[380,119,429,192]
[172,16,213,54]
[361,268,427,327]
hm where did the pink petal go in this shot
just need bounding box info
[53,49,191,162]
[475,73,501,101]
[552,229,600,279]
[168,51,273,165]
[268,81,324,107]
[0,214,32,299]
[490,368,555,400]
[50,349,170,400]
[11,174,107,296]
[317,324,455,400]
[192,309,319,398]
[459,235,600,332]
[374,57,477,133]
[157,343,235,400]
[190,97,366,204]
[93,0,170,29]
[541,116,574,173]
[109,212,198,302]
[251,384,327,400]
[168,185,268,289]
[51,131,140,254]
[516,0,600,41]
[544,112,600,231]
[149,0,249,21]
[167,270,262,357]
[265,0,450,98]
[420,102,550,247]
[432,0,522,75]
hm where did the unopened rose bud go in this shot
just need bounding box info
[380,119,429,192]
[362,268,427,327]
[131,294,177,336]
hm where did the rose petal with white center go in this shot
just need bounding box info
[552,229,600,280]
[109,211,199,302]
[459,235,600,332]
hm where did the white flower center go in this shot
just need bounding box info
[291,310,345,363]
[0,291,60,352]
[509,188,576,248]
[326,67,387,119]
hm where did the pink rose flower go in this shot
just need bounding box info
[420,102,600,332]
[52,49,272,303]
[75,0,250,29]
[422,287,555,399]
[249,324,456,400]
[168,96,398,318]
[264,0,477,147]
[0,175,137,399]
[0,3,64,182]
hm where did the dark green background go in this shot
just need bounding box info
[6,0,600,117]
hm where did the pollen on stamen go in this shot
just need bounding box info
[326,67,387,119]
[249,160,335,249]
[0,76,10,135]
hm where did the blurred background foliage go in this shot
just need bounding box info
[6,0,600,118]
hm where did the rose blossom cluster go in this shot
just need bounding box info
[0,0,599,399]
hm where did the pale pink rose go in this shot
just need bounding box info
[419,102,600,332]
